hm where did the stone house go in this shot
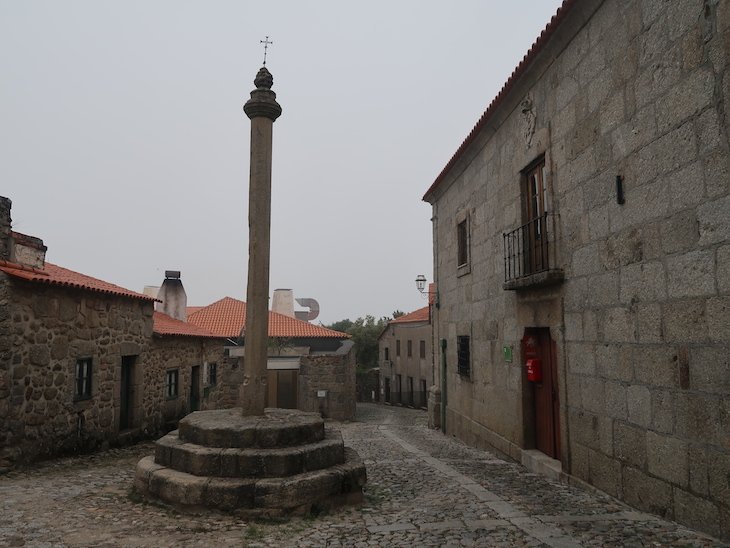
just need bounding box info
[378,306,432,408]
[423,0,729,540]
[0,196,232,466]
[0,195,353,467]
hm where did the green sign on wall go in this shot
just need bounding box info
[503,345,513,363]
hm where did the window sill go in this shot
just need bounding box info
[503,269,564,291]
[457,263,471,278]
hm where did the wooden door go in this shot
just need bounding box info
[277,370,298,409]
[119,356,135,430]
[522,328,560,459]
[190,365,200,412]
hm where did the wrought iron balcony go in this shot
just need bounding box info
[503,212,564,290]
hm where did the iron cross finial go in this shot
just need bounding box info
[260,36,273,65]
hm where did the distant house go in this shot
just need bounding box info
[422,0,729,540]
[378,307,432,408]
[185,296,356,420]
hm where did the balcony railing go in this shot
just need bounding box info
[503,212,563,290]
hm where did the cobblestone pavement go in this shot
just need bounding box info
[0,403,726,547]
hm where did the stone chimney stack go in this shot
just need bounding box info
[0,196,47,268]
[0,196,11,262]
[157,271,187,321]
[272,289,295,318]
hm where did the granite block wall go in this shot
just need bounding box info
[428,0,730,538]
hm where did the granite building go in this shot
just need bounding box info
[423,0,729,539]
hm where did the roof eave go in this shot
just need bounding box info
[422,0,578,203]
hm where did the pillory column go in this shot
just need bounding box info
[241,67,282,416]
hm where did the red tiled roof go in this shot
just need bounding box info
[423,0,576,201]
[391,306,430,324]
[153,311,218,338]
[187,297,350,339]
[186,306,204,316]
[0,260,156,302]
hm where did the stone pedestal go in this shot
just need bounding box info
[134,408,366,516]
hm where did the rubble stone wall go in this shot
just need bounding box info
[298,352,356,421]
[0,276,153,464]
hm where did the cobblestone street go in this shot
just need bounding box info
[0,403,726,547]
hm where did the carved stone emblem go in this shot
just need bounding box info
[521,95,536,148]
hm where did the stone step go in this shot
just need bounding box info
[179,408,324,449]
[155,429,345,478]
[134,447,366,514]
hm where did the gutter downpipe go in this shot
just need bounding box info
[440,338,447,434]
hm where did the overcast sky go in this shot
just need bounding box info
[1,0,563,325]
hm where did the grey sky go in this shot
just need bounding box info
[1,1,563,325]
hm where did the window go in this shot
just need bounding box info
[419,340,426,359]
[384,347,390,361]
[523,158,548,273]
[407,376,414,406]
[457,336,471,377]
[407,340,413,358]
[166,369,179,399]
[208,363,217,386]
[457,220,468,267]
[504,156,563,288]
[420,379,428,408]
[74,358,92,400]
[396,374,402,404]
[396,340,401,357]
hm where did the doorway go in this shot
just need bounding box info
[120,356,136,430]
[522,328,560,459]
[190,365,200,412]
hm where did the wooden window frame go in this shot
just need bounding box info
[457,336,471,377]
[74,357,92,401]
[521,157,549,275]
[419,340,426,359]
[165,369,179,399]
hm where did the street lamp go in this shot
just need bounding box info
[415,274,438,307]
[415,274,427,293]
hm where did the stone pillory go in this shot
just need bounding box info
[135,63,366,514]
[241,65,282,417]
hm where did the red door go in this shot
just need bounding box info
[522,328,560,459]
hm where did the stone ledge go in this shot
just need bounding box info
[178,408,325,449]
[134,447,366,513]
[155,429,345,478]
[503,269,565,291]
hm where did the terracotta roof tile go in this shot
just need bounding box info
[186,306,204,316]
[187,297,349,339]
[0,260,156,302]
[391,306,430,324]
[153,311,218,338]
[423,0,576,201]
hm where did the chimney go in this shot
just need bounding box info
[0,196,11,262]
[0,196,47,268]
[157,270,187,321]
[272,288,295,318]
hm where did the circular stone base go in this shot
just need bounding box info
[179,408,325,448]
[134,448,366,514]
[135,408,366,514]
